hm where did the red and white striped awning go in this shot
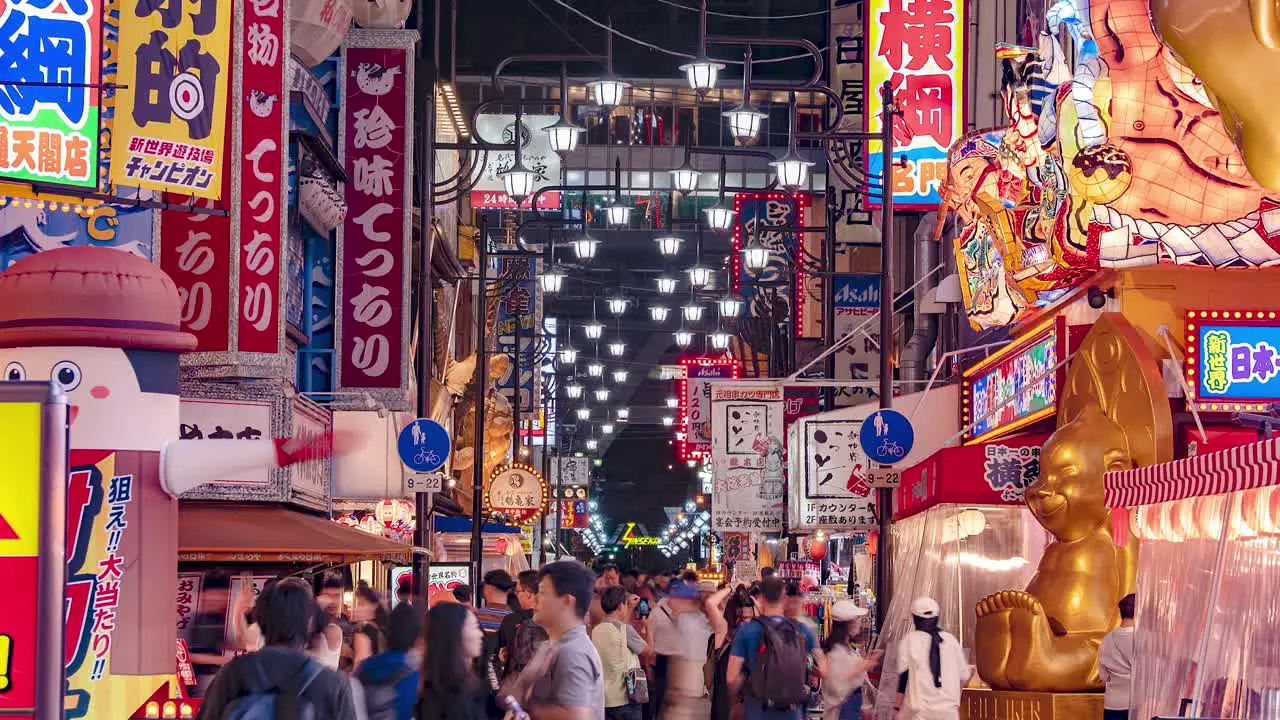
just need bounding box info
[1104,437,1280,508]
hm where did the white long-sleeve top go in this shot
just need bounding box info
[1098,626,1135,711]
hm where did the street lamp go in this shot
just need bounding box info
[605,200,631,227]
[703,201,734,232]
[586,438,599,451]
[742,236,771,272]
[682,302,704,322]
[577,407,591,420]
[602,423,615,434]
[587,361,604,377]
[670,154,701,194]
[607,340,626,356]
[612,369,629,383]
[540,264,566,293]
[500,160,538,204]
[709,330,731,349]
[584,321,604,340]
[655,235,684,258]
[617,408,630,420]
[565,381,584,399]
[560,345,579,364]
[771,150,815,190]
[656,275,678,295]
[570,233,600,261]
[544,115,584,154]
[674,328,693,347]
[687,264,713,288]
[662,416,675,427]
[724,47,766,144]
[594,387,611,401]
[717,291,744,317]
[666,396,679,408]
[590,19,630,107]
[649,305,670,323]
[606,295,628,315]
[679,56,724,93]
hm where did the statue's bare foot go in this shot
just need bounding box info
[996,591,1102,692]
[974,590,1025,689]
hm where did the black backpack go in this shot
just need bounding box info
[746,617,810,708]
[361,665,415,720]
[506,617,549,676]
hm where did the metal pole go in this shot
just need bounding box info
[412,0,439,607]
[512,310,522,458]
[37,385,67,720]
[875,81,895,631]
[539,389,550,566]
[471,215,489,589]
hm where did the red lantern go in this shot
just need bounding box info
[808,537,827,561]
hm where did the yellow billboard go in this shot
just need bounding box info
[108,0,233,199]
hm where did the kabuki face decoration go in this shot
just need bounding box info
[0,346,178,452]
[945,0,1280,331]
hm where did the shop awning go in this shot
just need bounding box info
[432,516,522,534]
[179,503,412,563]
[1105,436,1280,508]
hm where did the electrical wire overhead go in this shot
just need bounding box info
[652,0,829,20]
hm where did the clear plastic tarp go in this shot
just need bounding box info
[1130,486,1280,719]
[868,505,1048,718]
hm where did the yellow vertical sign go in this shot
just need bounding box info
[0,402,40,557]
[109,0,233,198]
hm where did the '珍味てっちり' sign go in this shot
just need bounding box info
[110,0,233,198]
[0,0,102,188]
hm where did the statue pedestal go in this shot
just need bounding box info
[961,689,1104,720]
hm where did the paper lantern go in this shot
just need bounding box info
[808,537,827,561]
[352,0,412,28]
[292,0,353,67]
[1066,144,1134,205]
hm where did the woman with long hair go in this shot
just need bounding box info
[707,583,755,720]
[417,601,488,720]
[352,583,389,668]
[821,601,880,720]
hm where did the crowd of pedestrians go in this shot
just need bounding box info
[189,561,971,720]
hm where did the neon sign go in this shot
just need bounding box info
[1186,310,1280,412]
[962,316,1064,443]
[619,523,659,548]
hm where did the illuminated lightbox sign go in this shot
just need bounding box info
[865,0,965,208]
[962,316,1064,444]
[1186,310,1280,412]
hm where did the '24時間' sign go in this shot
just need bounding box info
[336,31,414,399]
[866,0,965,208]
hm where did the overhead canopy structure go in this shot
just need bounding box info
[179,503,412,563]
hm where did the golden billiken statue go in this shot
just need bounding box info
[974,314,1170,692]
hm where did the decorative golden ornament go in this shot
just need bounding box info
[974,313,1172,692]
[1066,144,1133,205]
[1150,0,1280,190]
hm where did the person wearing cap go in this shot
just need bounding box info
[821,600,880,720]
[477,569,518,707]
[661,580,713,720]
[894,597,970,720]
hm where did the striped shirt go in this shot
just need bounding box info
[475,605,512,635]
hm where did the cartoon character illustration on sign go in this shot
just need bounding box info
[974,314,1169,692]
[941,0,1280,331]
[759,437,785,504]
[0,247,346,716]
[353,62,401,96]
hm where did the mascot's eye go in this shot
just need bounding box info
[4,361,24,381]
[51,360,82,392]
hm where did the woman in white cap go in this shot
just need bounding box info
[821,600,881,720]
[893,597,970,720]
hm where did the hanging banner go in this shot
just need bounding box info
[158,185,233,352]
[335,32,415,403]
[0,0,103,188]
[494,256,540,412]
[110,0,233,198]
[732,192,809,327]
[709,381,785,532]
[234,0,287,354]
[833,273,881,406]
[826,0,875,238]
[787,416,879,531]
[679,356,739,461]
[866,0,965,208]
[471,113,562,209]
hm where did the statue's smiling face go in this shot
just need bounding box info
[1029,415,1114,540]
[0,346,177,451]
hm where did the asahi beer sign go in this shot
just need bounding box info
[833,274,880,406]
[336,32,414,405]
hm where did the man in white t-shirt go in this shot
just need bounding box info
[894,597,970,720]
[1098,594,1135,720]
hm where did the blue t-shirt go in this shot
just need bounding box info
[730,616,818,720]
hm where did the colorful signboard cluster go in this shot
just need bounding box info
[866,0,965,207]
[0,0,103,188]
[709,381,784,532]
[1186,310,1280,412]
[962,317,1064,443]
[679,356,739,461]
[111,0,233,197]
[336,32,414,401]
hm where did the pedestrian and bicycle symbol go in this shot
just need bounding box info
[860,409,914,465]
[397,418,451,473]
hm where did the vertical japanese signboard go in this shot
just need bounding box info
[833,274,881,406]
[495,256,540,413]
[0,0,102,188]
[336,31,415,401]
[679,356,738,461]
[111,0,233,198]
[234,0,287,354]
[158,185,233,352]
[709,382,784,533]
[827,0,874,236]
[866,0,965,208]
[733,193,808,328]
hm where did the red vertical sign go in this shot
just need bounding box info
[236,0,285,353]
[338,41,411,390]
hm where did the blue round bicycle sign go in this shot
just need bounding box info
[398,418,451,473]
[860,409,915,465]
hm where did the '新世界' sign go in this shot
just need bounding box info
[1187,310,1280,412]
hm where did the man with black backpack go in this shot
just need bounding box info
[355,601,421,720]
[726,576,826,720]
[197,579,357,720]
